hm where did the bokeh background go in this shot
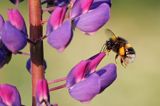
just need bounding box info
[0,0,160,106]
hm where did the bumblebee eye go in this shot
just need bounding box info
[106,41,113,50]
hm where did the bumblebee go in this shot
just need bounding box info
[101,29,136,67]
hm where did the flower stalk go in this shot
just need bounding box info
[48,77,66,85]
[29,0,44,106]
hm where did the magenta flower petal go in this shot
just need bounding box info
[66,60,89,88]
[8,9,27,34]
[70,0,93,19]
[36,79,50,106]
[0,84,21,106]
[1,21,27,53]
[96,63,117,93]
[69,73,101,102]
[74,3,110,33]
[87,52,106,73]
[47,5,67,34]
[47,20,73,52]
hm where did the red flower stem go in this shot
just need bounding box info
[29,0,44,106]
[48,77,67,85]
[49,84,66,92]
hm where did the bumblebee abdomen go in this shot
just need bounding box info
[124,47,136,64]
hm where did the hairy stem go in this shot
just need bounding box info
[29,0,44,106]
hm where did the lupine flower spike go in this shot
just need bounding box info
[66,52,117,102]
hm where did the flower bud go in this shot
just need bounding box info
[0,84,22,106]
[36,79,50,106]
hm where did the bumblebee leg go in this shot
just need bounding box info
[124,61,128,67]
[115,54,119,64]
[120,58,126,68]
[100,44,106,52]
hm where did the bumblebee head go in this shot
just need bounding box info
[106,40,114,51]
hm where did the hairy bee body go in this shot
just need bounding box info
[103,29,136,67]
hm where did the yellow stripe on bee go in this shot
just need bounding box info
[125,43,131,48]
[119,47,125,56]
[111,36,117,41]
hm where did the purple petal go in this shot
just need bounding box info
[96,63,117,93]
[69,73,101,102]
[46,20,53,36]
[70,0,93,19]
[47,20,73,52]
[8,9,27,34]
[0,84,21,106]
[91,0,111,9]
[0,41,12,69]
[36,79,50,105]
[1,21,27,53]
[0,99,6,106]
[54,0,70,6]
[74,3,110,34]
[0,15,4,31]
[66,60,89,88]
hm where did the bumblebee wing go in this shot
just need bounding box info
[105,29,117,41]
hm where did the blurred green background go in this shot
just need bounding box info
[0,0,160,106]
